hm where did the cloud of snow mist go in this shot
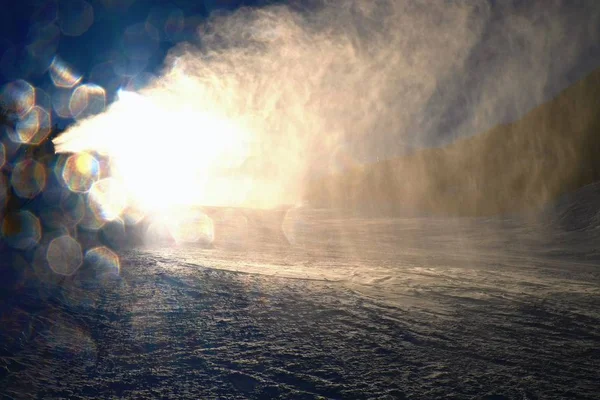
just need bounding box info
[53,0,600,212]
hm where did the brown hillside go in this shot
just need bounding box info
[304,66,600,216]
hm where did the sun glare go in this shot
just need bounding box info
[113,91,251,210]
[54,88,254,230]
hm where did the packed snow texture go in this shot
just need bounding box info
[2,184,600,399]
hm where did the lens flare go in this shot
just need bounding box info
[88,177,127,222]
[78,202,106,231]
[12,106,52,145]
[60,191,85,227]
[69,83,106,120]
[34,86,52,111]
[282,206,309,246]
[49,56,82,88]
[11,159,47,199]
[62,152,100,193]
[99,220,126,248]
[166,208,215,245]
[145,220,174,244]
[53,154,69,182]
[1,80,35,117]
[85,246,120,280]
[55,89,253,215]
[46,235,83,275]
[122,206,145,226]
[52,88,75,118]
[2,211,42,250]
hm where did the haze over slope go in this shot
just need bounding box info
[52,0,600,212]
[305,65,600,216]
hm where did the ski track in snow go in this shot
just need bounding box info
[2,212,600,399]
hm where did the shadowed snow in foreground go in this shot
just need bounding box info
[2,185,600,399]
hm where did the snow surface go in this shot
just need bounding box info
[2,186,600,399]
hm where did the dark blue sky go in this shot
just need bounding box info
[0,0,281,126]
[2,0,600,146]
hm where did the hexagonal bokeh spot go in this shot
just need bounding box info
[12,106,52,145]
[46,235,83,275]
[69,83,106,120]
[62,152,100,193]
[11,159,47,199]
[1,211,42,250]
[49,56,82,88]
[167,209,215,245]
[85,246,120,281]
[88,178,127,222]
[1,80,35,117]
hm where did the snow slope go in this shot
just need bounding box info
[2,185,600,398]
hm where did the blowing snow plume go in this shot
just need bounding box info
[53,0,600,219]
